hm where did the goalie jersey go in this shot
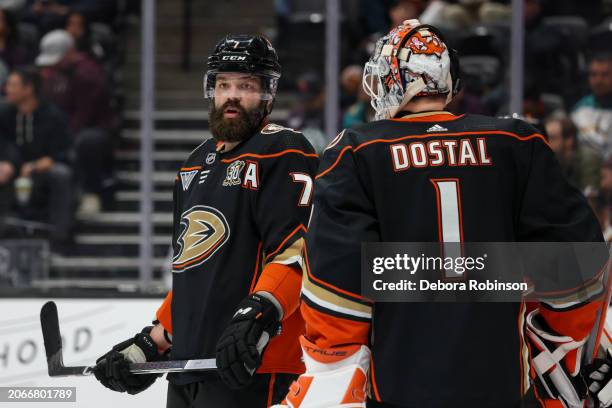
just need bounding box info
[160,124,318,385]
[302,112,606,407]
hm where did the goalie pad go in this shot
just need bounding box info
[584,322,612,408]
[271,336,370,408]
[526,309,588,408]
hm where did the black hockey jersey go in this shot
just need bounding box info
[166,124,318,385]
[301,112,605,407]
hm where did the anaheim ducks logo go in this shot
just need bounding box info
[172,205,230,273]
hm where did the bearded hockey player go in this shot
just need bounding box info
[93,35,318,407]
[274,20,609,408]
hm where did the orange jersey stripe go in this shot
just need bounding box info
[264,224,307,263]
[301,301,370,349]
[221,149,318,163]
[304,244,369,302]
[267,373,276,407]
[180,166,202,171]
[391,113,464,122]
[248,242,263,293]
[369,356,382,402]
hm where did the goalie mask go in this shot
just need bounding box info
[204,34,281,117]
[362,22,461,120]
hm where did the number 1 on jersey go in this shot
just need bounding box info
[431,178,464,278]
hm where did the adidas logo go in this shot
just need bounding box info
[426,124,448,132]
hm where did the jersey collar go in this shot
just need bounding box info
[391,111,463,122]
[215,140,240,153]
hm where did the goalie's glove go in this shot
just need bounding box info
[93,326,168,395]
[215,293,281,389]
[272,336,370,408]
[526,309,588,408]
[584,349,612,408]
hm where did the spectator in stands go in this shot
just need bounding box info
[342,85,375,129]
[545,112,600,190]
[22,0,116,33]
[523,0,575,99]
[36,29,115,213]
[64,10,103,60]
[0,59,7,94]
[0,8,30,69]
[288,71,327,153]
[572,53,612,158]
[0,66,73,248]
[599,159,612,240]
[340,64,362,110]
[0,0,25,13]
[425,0,510,30]
[359,0,425,37]
[0,137,21,237]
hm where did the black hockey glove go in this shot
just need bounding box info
[215,293,281,389]
[584,349,612,408]
[94,326,167,395]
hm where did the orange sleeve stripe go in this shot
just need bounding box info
[302,301,370,349]
[156,291,173,334]
[315,145,353,180]
[369,356,382,402]
[316,131,548,180]
[539,298,604,340]
[254,263,302,319]
[266,373,276,408]
[221,149,319,163]
[304,244,368,302]
[248,242,263,293]
[264,224,307,263]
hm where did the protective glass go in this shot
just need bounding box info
[203,71,278,101]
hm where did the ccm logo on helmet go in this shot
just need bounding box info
[221,55,247,61]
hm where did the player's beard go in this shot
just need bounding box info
[209,100,264,143]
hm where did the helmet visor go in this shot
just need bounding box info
[203,71,278,101]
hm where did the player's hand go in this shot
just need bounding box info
[93,326,167,395]
[215,293,281,389]
[584,349,612,408]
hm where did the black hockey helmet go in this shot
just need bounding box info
[207,34,281,78]
[204,34,281,105]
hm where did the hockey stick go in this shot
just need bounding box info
[40,301,217,376]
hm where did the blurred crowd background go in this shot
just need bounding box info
[1,0,612,288]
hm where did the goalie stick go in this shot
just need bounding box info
[40,301,217,376]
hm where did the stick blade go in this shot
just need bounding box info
[40,301,62,369]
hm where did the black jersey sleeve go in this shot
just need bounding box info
[301,130,375,347]
[516,133,603,243]
[254,132,319,266]
[516,126,607,342]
